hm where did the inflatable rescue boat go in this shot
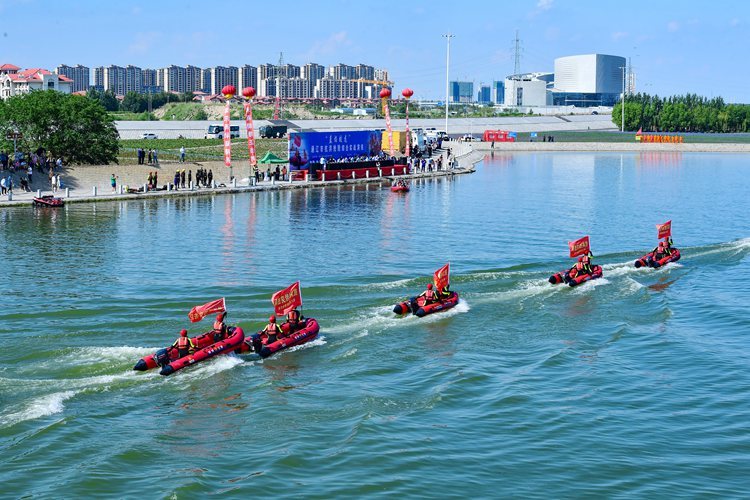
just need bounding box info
[393,292,460,317]
[237,318,320,359]
[635,248,681,268]
[549,265,603,287]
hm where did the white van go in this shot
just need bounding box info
[205,124,240,139]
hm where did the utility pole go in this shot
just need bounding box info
[620,64,626,132]
[443,33,454,135]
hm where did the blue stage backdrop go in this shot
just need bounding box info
[288,130,382,169]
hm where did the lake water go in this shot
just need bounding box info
[1,151,750,497]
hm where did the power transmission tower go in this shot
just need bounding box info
[273,52,283,120]
[512,30,522,75]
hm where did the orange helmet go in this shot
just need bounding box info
[269,315,276,323]
[427,283,433,289]
[180,329,188,337]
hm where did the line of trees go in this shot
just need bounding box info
[86,88,196,114]
[0,91,119,164]
[613,93,750,133]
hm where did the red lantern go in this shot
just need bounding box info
[402,88,414,99]
[379,88,392,99]
[222,85,236,98]
[242,87,256,99]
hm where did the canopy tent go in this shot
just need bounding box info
[258,152,288,164]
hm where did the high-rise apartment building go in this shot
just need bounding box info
[210,66,239,95]
[103,65,126,95]
[355,64,375,81]
[239,65,258,91]
[55,64,90,92]
[94,66,104,89]
[332,63,356,80]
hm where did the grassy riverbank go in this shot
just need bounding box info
[118,137,289,163]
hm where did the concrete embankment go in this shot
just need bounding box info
[0,143,476,207]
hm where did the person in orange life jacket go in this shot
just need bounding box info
[283,309,304,335]
[173,329,195,358]
[213,312,228,342]
[569,253,593,279]
[261,315,283,343]
[418,283,439,304]
[653,239,673,260]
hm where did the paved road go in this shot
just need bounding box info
[117,115,617,139]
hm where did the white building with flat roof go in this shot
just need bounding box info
[550,54,625,107]
[504,73,552,107]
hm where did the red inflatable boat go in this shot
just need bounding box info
[159,326,245,376]
[33,195,64,207]
[393,292,460,317]
[635,248,681,268]
[549,265,603,287]
[133,326,245,375]
[390,184,409,193]
[237,318,320,359]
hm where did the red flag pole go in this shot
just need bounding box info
[221,85,236,184]
[380,88,394,157]
[402,88,413,159]
[242,87,257,183]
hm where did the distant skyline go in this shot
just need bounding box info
[1,0,749,102]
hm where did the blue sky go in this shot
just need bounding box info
[1,0,748,102]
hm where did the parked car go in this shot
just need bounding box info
[461,135,481,142]
[141,132,158,140]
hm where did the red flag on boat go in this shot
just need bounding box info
[434,263,450,290]
[657,220,672,239]
[568,236,590,258]
[188,298,226,323]
[272,281,302,316]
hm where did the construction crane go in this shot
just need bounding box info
[273,52,283,120]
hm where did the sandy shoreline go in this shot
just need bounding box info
[1,141,747,207]
[0,143,477,207]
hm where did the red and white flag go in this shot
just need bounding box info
[383,99,394,156]
[433,263,450,290]
[223,101,232,167]
[243,101,257,167]
[188,298,226,323]
[271,282,302,316]
[656,220,672,239]
[568,236,590,258]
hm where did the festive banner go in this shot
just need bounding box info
[568,236,590,258]
[402,88,413,158]
[221,85,236,168]
[271,281,302,316]
[288,131,382,169]
[188,298,226,323]
[434,263,450,290]
[657,220,672,239]
[380,88,394,156]
[243,101,257,166]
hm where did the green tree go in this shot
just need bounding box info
[0,90,119,164]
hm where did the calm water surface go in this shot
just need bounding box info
[1,151,750,498]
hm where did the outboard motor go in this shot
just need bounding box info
[155,348,170,367]
[251,334,263,354]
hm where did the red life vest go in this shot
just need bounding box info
[265,323,280,334]
[178,337,189,350]
[213,320,224,331]
[425,289,435,300]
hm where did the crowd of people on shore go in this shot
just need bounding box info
[1,149,64,194]
[136,148,159,166]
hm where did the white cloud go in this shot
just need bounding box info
[612,31,628,41]
[127,32,162,55]
[537,0,553,10]
[305,31,353,59]
[667,21,680,32]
